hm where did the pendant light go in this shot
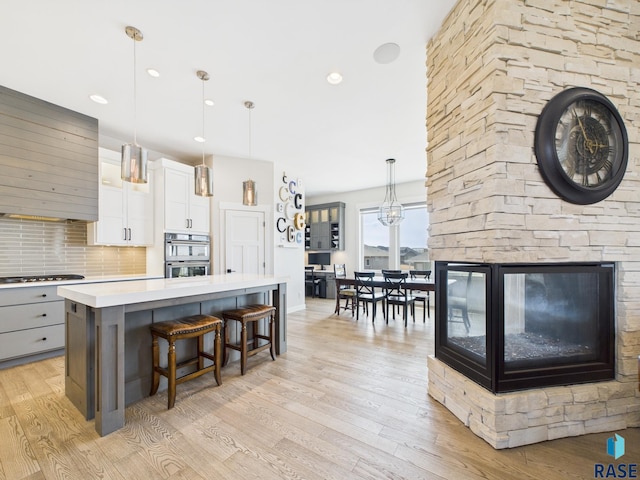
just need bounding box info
[121,26,148,184]
[242,100,257,206]
[194,70,213,197]
[377,158,404,226]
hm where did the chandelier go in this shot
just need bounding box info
[377,158,404,226]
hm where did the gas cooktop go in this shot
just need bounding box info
[0,274,85,284]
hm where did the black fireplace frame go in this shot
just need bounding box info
[434,261,615,393]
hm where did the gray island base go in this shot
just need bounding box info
[58,274,287,436]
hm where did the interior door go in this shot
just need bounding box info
[225,210,265,274]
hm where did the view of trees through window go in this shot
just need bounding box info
[361,204,428,270]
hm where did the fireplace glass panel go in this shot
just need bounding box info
[503,271,601,370]
[435,261,614,393]
[447,270,488,365]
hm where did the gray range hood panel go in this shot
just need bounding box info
[0,85,98,222]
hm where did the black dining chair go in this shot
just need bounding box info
[383,271,417,327]
[354,271,386,322]
[334,264,356,315]
[304,266,321,298]
[409,270,431,322]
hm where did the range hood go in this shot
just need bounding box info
[0,85,99,222]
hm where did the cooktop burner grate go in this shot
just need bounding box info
[0,274,85,284]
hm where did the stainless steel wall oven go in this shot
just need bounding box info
[164,233,210,278]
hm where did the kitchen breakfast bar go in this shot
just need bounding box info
[57,274,287,436]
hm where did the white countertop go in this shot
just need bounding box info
[57,273,287,308]
[0,274,162,290]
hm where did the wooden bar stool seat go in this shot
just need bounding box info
[222,304,276,375]
[150,314,222,409]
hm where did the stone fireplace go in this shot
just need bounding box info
[425,0,639,448]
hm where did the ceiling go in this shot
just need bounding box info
[1,0,457,196]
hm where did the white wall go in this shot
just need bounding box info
[272,171,306,312]
[211,155,306,313]
[307,179,427,277]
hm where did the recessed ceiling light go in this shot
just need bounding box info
[146,68,160,78]
[194,136,205,143]
[373,43,401,64]
[204,98,215,107]
[326,72,343,85]
[89,94,108,104]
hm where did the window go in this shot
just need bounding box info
[361,209,389,270]
[399,205,429,270]
[361,203,428,271]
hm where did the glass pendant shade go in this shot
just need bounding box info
[193,70,213,197]
[243,179,257,206]
[121,26,148,184]
[377,158,405,226]
[194,164,213,197]
[121,143,148,184]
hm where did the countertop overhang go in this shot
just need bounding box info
[57,274,287,308]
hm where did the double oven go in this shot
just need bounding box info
[164,233,210,278]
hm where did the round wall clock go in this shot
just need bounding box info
[534,87,628,205]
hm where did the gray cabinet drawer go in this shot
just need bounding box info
[0,301,64,333]
[0,286,62,307]
[0,324,64,361]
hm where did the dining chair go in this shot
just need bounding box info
[354,271,386,322]
[383,271,416,327]
[409,270,431,322]
[448,271,472,333]
[381,270,402,315]
[334,264,356,315]
[304,266,321,298]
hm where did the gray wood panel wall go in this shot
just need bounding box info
[0,85,98,221]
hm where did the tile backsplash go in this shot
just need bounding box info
[0,218,146,277]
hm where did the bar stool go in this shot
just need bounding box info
[150,314,223,409]
[222,304,276,375]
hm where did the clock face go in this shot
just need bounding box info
[535,88,628,204]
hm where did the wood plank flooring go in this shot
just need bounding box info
[0,298,637,479]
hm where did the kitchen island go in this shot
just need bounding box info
[58,273,287,436]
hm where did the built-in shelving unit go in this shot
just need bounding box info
[305,202,345,251]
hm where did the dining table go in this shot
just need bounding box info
[334,276,435,315]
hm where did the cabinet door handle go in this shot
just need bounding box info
[128,228,132,241]
[41,294,47,297]
[123,228,127,241]
[41,337,47,341]
[41,313,47,317]
[185,218,190,229]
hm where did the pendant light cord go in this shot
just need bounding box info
[201,77,205,167]
[132,35,137,146]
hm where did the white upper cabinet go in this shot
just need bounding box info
[87,148,153,246]
[156,158,210,234]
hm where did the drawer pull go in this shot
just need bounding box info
[41,294,47,297]
[41,337,47,341]
[42,313,47,317]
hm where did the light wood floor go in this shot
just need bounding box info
[0,298,637,479]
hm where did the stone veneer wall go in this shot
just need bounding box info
[426,0,640,448]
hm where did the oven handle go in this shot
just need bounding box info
[166,240,210,246]
[166,261,211,267]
